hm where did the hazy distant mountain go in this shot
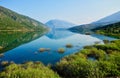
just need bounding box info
[0,6,47,31]
[45,19,76,29]
[69,11,120,32]
[93,11,120,25]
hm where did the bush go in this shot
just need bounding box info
[57,48,65,53]
[0,53,4,57]
[39,48,51,52]
[83,45,93,49]
[55,40,120,78]
[96,61,120,77]
[66,44,73,48]
[81,48,106,60]
[1,61,9,66]
[0,46,3,50]
[0,62,60,78]
[56,57,104,78]
[103,40,110,44]
[39,48,46,52]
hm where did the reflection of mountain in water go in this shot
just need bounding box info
[68,30,116,41]
[0,31,44,53]
[46,29,74,39]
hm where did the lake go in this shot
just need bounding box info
[0,29,115,66]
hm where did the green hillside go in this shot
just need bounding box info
[0,6,47,31]
[93,22,120,38]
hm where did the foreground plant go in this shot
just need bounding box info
[0,62,60,78]
[55,40,120,78]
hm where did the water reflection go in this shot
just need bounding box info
[0,31,44,53]
[46,29,74,39]
[0,30,116,65]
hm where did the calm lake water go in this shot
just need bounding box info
[0,29,115,65]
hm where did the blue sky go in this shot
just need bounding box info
[0,0,120,24]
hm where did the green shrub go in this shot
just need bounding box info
[83,45,93,49]
[0,62,60,78]
[39,48,46,52]
[57,48,65,53]
[39,48,51,52]
[81,48,106,60]
[66,44,73,48]
[56,58,104,78]
[0,53,4,57]
[1,61,9,66]
[0,46,3,50]
[103,40,110,44]
[55,40,120,78]
[96,61,120,77]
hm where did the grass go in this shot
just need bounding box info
[0,46,3,50]
[66,44,73,48]
[1,61,9,66]
[39,48,46,52]
[0,53,4,57]
[58,48,65,53]
[103,40,110,44]
[39,48,51,52]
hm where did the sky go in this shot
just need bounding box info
[0,0,120,25]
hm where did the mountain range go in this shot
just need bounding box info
[69,11,120,32]
[45,19,76,29]
[0,6,47,31]
[93,11,120,25]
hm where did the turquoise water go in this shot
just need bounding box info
[0,30,115,65]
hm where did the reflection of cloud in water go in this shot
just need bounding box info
[46,29,75,39]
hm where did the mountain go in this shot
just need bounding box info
[0,6,47,31]
[92,22,120,39]
[93,11,120,25]
[69,11,120,32]
[45,19,76,29]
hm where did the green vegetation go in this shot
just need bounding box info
[55,40,120,78]
[0,46,3,50]
[0,62,60,78]
[66,44,73,48]
[39,48,51,52]
[93,22,120,39]
[103,39,110,44]
[0,5,120,78]
[0,53,4,57]
[0,6,49,53]
[1,61,9,66]
[39,48,46,52]
[1,40,119,78]
[57,48,65,53]
[0,6,47,31]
